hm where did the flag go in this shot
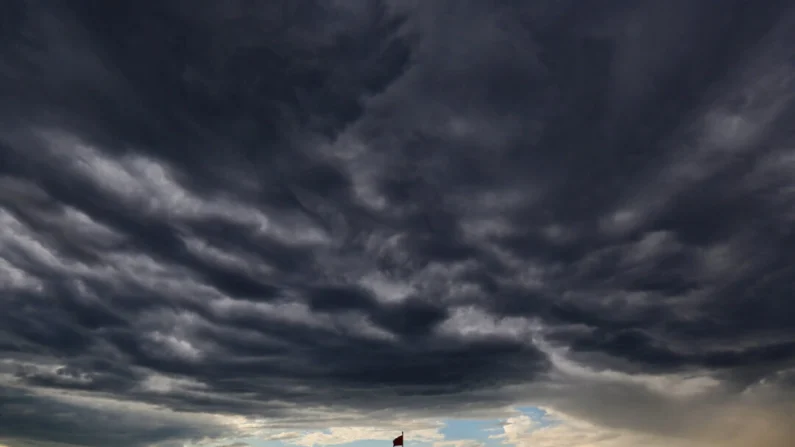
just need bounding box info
[393,435,403,446]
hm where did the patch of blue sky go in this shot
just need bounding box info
[440,416,503,447]
[515,406,560,429]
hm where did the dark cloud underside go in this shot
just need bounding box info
[1,0,795,446]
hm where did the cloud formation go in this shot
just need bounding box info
[1,0,794,446]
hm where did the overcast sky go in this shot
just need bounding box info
[1,1,795,446]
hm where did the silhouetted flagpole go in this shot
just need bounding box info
[393,431,404,447]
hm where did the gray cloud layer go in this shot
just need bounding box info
[2,0,795,446]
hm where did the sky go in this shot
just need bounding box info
[1,0,794,446]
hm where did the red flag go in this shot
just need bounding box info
[393,435,404,446]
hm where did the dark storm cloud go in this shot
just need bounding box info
[0,385,230,447]
[1,0,795,445]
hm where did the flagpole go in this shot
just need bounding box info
[394,431,404,447]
